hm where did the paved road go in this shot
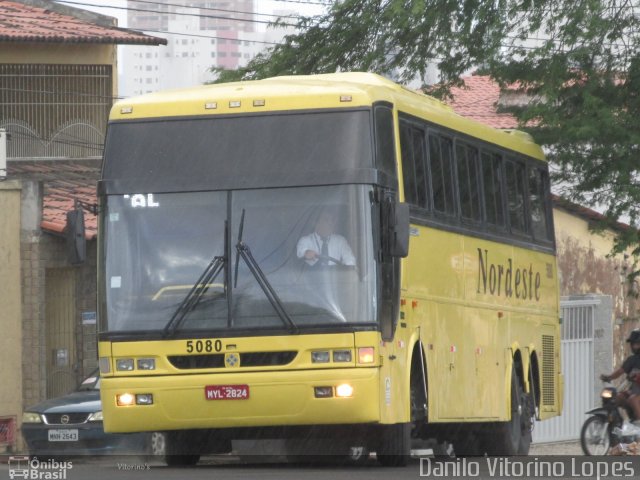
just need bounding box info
[3,447,640,480]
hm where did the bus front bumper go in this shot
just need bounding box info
[101,367,380,433]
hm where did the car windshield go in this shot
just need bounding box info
[102,185,378,334]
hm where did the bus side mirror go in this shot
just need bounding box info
[66,207,86,265]
[387,201,409,258]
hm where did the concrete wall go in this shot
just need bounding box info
[0,180,23,452]
[554,207,640,368]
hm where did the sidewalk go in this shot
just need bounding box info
[530,441,582,455]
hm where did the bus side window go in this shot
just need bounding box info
[505,158,528,234]
[529,167,551,241]
[400,122,428,209]
[481,152,505,228]
[455,141,481,222]
[429,134,455,216]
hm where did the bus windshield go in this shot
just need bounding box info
[103,185,378,334]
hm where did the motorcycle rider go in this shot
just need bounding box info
[600,329,640,425]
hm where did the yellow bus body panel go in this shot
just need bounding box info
[101,72,561,432]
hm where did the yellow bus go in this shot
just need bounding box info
[97,73,562,465]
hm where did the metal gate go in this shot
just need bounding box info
[45,268,78,398]
[532,298,597,443]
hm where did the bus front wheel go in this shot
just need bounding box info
[376,423,411,467]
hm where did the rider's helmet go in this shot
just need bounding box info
[627,329,640,354]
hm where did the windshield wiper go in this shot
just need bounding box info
[163,222,228,338]
[235,209,298,334]
[163,255,226,338]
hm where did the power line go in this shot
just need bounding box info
[123,0,302,20]
[0,11,285,46]
[140,29,281,46]
[55,1,297,27]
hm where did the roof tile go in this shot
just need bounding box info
[446,75,519,129]
[0,0,166,45]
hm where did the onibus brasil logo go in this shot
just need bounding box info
[8,457,72,479]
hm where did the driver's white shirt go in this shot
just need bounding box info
[296,232,356,266]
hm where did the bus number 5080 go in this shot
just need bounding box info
[186,339,222,353]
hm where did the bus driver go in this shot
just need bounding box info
[297,210,356,267]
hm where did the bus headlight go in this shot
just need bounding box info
[333,350,352,362]
[311,351,330,363]
[335,384,354,398]
[136,358,156,370]
[116,359,134,371]
[135,394,154,405]
[116,393,135,406]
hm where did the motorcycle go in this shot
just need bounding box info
[580,383,639,455]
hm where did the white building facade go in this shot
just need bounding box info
[120,0,296,97]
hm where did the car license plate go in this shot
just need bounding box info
[48,429,79,442]
[205,385,249,400]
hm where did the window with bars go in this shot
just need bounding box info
[0,64,113,159]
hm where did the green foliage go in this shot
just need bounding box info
[213,0,640,290]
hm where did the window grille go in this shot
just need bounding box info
[0,64,113,159]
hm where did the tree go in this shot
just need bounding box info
[216,0,640,286]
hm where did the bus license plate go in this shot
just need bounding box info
[205,385,249,400]
[48,429,79,442]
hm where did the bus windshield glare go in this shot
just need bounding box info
[103,185,378,333]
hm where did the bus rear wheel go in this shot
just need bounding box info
[485,368,531,456]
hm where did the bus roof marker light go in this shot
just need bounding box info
[253,99,265,107]
[340,95,352,102]
[120,106,133,114]
[229,100,241,108]
[205,102,217,110]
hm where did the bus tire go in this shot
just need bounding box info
[486,368,528,456]
[164,431,201,466]
[376,423,411,467]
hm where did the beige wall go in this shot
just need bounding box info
[0,42,118,95]
[0,180,23,450]
[554,206,640,365]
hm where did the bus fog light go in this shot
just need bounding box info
[336,384,354,398]
[358,347,375,364]
[116,393,135,406]
[333,350,352,362]
[116,359,134,371]
[137,358,156,370]
[314,387,333,398]
[311,351,330,363]
[136,394,154,405]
